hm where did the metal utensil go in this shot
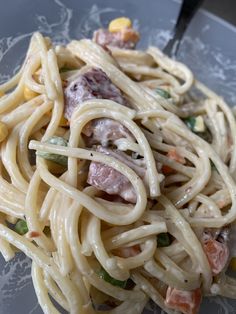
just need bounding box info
[163,0,204,57]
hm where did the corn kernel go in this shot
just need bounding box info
[230,257,236,271]
[193,116,205,132]
[0,122,8,142]
[108,17,132,33]
[24,86,39,101]
[46,111,68,127]
[59,116,68,127]
[0,91,4,97]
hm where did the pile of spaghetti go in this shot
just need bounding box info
[0,17,236,314]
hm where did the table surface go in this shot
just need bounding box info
[203,0,236,26]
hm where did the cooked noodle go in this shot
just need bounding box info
[0,29,236,314]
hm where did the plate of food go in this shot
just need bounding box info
[0,0,236,313]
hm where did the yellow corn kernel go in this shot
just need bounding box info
[0,91,4,97]
[24,86,39,101]
[194,116,205,132]
[46,111,68,127]
[0,122,8,142]
[108,17,132,33]
[59,115,68,127]
[230,257,236,270]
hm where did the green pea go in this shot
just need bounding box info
[15,219,28,235]
[157,233,171,247]
[98,268,127,288]
[37,136,68,166]
[183,117,196,131]
[155,88,171,99]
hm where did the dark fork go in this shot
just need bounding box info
[163,0,204,57]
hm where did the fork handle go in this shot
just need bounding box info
[163,0,204,56]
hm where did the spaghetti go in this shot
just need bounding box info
[0,17,236,314]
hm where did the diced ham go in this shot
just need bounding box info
[93,28,140,50]
[202,228,230,243]
[202,228,230,275]
[87,146,146,203]
[82,118,134,147]
[100,193,126,203]
[64,67,128,120]
[87,161,136,203]
[165,287,202,314]
[96,146,145,178]
[113,245,141,258]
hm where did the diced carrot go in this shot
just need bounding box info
[113,245,140,258]
[165,287,202,314]
[162,164,175,175]
[203,239,229,275]
[27,231,41,238]
[120,28,140,42]
[167,148,186,164]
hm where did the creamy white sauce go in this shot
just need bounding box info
[0,1,236,313]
